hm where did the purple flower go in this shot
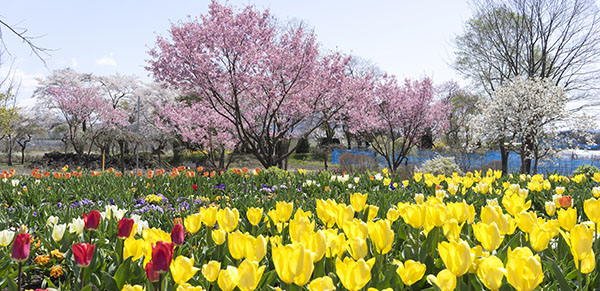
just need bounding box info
[215,184,226,190]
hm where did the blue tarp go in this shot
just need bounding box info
[331,148,600,174]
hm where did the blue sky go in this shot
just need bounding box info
[2,0,474,106]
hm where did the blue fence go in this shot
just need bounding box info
[331,148,600,174]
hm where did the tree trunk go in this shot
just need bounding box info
[119,140,126,173]
[499,144,509,176]
[172,140,183,166]
[7,136,13,166]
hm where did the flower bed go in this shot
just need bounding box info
[0,167,599,290]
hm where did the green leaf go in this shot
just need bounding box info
[550,261,574,291]
[6,276,18,291]
[114,257,132,288]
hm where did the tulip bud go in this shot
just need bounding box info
[171,223,185,246]
[212,229,227,245]
[72,243,95,267]
[82,210,101,231]
[202,260,221,282]
[476,256,505,291]
[506,247,543,291]
[559,196,572,208]
[151,241,174,273]
[237,259,266,291]
[350,192,368,212]
[246,207,264,226]
[427,269,456,291]
[118,218,135,239]
[396,260,426,286]
[11,233,31,262]
[545,201,556,216]
[170,256,199,285]
[145,260,160,282]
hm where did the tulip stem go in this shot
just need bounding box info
[17,262,22,291]
[158,274,163,291]
[578,268,582,290]
[80,267,85,290]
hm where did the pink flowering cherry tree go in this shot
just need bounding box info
[348,76,449,172]
[147,1,352,168]
[41,83,128,158]
[155,99,238,168]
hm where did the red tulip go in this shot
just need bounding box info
[145,260,160,282]
[83,210,101,230]
[11,233,31,262]
[192,184,198,190]
[72,243,95,267]
[118,218,135,239]
[171,223,185,246]
[151,241,174,273]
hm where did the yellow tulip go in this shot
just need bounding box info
[218,266,239,291]
[236,259,265,291]
[300,230,327,262]
[123,237,145,262]
[584,198,600,229]
[346,237,367,260]
[202,206,218,227]
[473,222,502,252]
[350,192,368,212]
[245,234,267,262]
[466,204,476,224]
[272,243,314,286]
[367,205,379,221]
[545,201,556,216]
[142,228,171,244]
[438,240,472,276]
[386,208,400,222]
[506,247,543,291]
[307,276,335,291]
[476,256,505,291]
[316,199,337,228]
[212,229,227,245]
[516,211,537,234]
[447,201,468,223]
[217,208,239,233]
[367,219,394,254]
[442,219,462,242]
[481,206,510,235]
[184,213,202,234]
[502,194,531,217]
[335,257,376,291]
[289,216,314,243]
[335,204,354,228]
[170,256,199,285]
[342,219,368,240]
[228,231,247,260]
[567,224,594,264]
[529,224,551,252]
[246,207,263,226]
[324,230,346,258]
[275,201,294,223]
[578,250,596,274]
[395,260,426,286]
[557,208,577,231]
[425,203,447,231]
[427,269,456,291]
[121,285,144,291]
[401,204,426,229]
[202,260,221,282]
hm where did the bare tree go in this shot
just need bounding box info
[0,18,50,65]
[455,0,600,106]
